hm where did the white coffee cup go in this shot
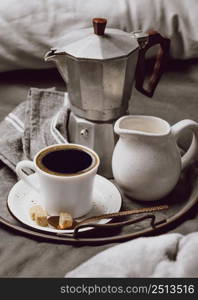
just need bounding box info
[16,144,100,218]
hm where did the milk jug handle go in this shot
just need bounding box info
[171,119,198,170]
[135,30,170,97]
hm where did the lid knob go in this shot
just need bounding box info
[92,18,107,35]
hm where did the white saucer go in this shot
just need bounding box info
[7,174,122,234]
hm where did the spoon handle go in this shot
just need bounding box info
[79,204,169,225]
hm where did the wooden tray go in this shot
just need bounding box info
[0,165,198,245]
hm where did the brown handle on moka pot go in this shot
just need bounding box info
[135,30,170,97]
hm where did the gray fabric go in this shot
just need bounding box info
[0,87,68,171]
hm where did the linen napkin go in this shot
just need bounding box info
[0,87,69,171]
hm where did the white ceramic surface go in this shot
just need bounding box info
[112,115,198,201]
[15,144,100,218]
[7,173,122,234]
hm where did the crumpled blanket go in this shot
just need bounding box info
[65,233,198,277]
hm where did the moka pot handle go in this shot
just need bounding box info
[135,30,170,97]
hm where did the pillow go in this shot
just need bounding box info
[0,0,197,72]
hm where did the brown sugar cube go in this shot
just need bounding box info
[58,212,73,229]
[29,205,48,227]
[35,212,48,227]
[29,205,44,220]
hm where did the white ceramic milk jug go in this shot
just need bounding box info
[112,115,198,201]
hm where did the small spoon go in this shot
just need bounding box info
[47,204,169,230]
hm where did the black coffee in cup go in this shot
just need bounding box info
[36,145,97,176]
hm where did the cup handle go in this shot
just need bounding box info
[171,119,198,170]
[16,160,40,193]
